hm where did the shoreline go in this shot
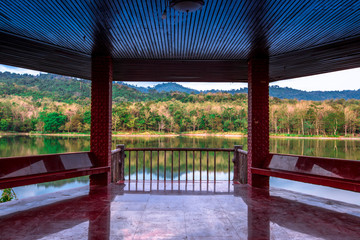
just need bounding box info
[1,132,360,140]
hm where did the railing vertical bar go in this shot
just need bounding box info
[228,151,231,182]
[171,150,174,181]
[178,151,180,181]
[150,150,153,181]
[207,151,209,181]
[128,151,131,181]
[214,151,216,182]
[143,151,145,180]
[186,150,188,181]
[192,150,195,181]
[157,150,160,181]
[136,151,138,181]
[164,151,167,181]
[199,151,202,181]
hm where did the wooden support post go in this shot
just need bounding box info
[117,144,125,181]
[232,145,242,182]
[233,145,248,184]
[247,56,270,189]
[90,55,112,186]
[239,149,248,184]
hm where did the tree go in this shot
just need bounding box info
[223,120,234,132]
[295,101,309,135]
[83,111,91,125]
[344,106,357,136]
[0,119,8,131]
[43,112,67,133]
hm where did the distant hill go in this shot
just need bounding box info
[1,72,360,101]
[0,72,169,103]
[123,82,200,94]
[204,86,360,101]
[154,83,199,94]
[268,86,360,101]
[129,81,360,101]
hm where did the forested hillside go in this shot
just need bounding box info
[0,72,360,136]
[0,72,170,103]
[2,72,360,101]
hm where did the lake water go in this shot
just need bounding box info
[1,135,360,205]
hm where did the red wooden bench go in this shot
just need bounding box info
[251,153,360,192]
[0,152,109,189]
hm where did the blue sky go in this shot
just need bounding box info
[1,64,359,91]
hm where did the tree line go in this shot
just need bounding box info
[1,93,359,136]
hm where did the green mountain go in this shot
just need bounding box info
[154,83,199,94]
[1,72,360,101]
[0,72,169,103]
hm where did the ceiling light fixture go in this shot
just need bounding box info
[170,0,205,13]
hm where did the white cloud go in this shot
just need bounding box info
[123,81,248,91]
[270,68,360,91]
[178,82,248,91]
[123,81,165,88]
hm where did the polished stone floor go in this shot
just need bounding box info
[1,181,360,240]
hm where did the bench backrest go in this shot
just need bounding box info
[0,152,96,180]
[266,154,360,181]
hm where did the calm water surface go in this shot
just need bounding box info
[1,135,359,204]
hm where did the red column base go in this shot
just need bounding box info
[250,174,269,189]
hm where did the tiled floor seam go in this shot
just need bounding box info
[124,195,150,240]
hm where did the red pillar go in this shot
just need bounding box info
[90,55,112,186]
[247,56,270,189]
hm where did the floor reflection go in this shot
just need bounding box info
[0,181,359,239]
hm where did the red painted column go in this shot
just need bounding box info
[90,55,112,186]
[247,56,270,189]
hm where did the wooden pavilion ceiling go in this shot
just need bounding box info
[1,0,360,82]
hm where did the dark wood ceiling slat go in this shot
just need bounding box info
[2,0,360,59]
[210,0,247,59]
[1,0,360,82]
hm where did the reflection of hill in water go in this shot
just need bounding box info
[124,150,235,180]
[37,176,89,188]
[0,135,359,184]
[0,135,90,158]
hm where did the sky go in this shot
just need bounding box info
[1,64,359,91]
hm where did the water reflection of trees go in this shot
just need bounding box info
[124,150,234,180]
[0,135,359,187]
[270,138,360,160]
[0,135,90,157]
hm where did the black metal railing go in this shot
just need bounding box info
[111,145,248,183]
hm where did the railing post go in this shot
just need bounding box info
[232,145,242,182]
[111,149,119,183]
[117,144,125,181]
[239,148,248,184]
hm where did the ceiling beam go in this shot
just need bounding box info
[113,59,248,82]
[270,36,360,81]
[0,31,91,79]
[1,31,360,83]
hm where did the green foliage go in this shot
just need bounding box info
[83,111,91,125]
[0,119,8,131]
[43,112,67,133]
[0,72,171,103]
[0,188,16,203]
[0,72,360,136]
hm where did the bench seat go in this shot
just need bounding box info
[0,152,109,189]
[251,153,360,192]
